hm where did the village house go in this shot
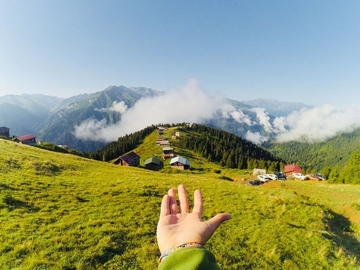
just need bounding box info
[114,151,140,167]
[158,140,171,147]
[0,126,10,138]
[284,164,302,175]
[158,127,166,135]
[162,147,175,159]
[172,131,181,140]
[144,156,163,170]
[170,156,190,170]
[252,168,266,176]
[13,134,37,145]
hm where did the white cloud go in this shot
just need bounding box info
[94,101,128,114]
[274,104,360,142]
[74,80,360,144]
[109,101,128,114]
[220,104,253,126]
[74,80,225,142]
[245,131,268,144]
[251,107,273,133]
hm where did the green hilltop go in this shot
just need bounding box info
[91,123,286,173]
[1,137,360,269]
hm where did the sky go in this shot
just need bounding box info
[1,0,360,107]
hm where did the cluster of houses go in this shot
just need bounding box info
[253,164,302,176]
[114,127,191,171]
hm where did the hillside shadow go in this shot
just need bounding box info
[324,210,360,260]
[0,183,16,190]
[218,175,234,182]
[2,195,39,212]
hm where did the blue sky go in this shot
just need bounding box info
[1,0,360,106]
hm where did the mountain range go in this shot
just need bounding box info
[1,85,360,172]
[0,86,310,150]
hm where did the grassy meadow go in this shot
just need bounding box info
[1,138,360,269]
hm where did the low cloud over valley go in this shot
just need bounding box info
[74,80,360,144]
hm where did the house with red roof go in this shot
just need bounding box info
[13,134,37,145]
[284,164,302,175]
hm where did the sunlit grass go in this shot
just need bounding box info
[1,139,360,269]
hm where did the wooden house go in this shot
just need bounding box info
[114,151,140,167]
[13,134,36,145]
[284,164,302,175]
[162,147,175,159]
[158,127,166,135]
[158,140,170,147]
[144,156,163,170]
[170,156,190,170]
[0,126,10,138]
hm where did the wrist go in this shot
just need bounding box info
[158,242,203,263]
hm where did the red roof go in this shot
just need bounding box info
[284,164,302,173]
[17,134,36,141]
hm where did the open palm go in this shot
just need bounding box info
[156,185,231,253]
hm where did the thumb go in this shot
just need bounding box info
[203,213,231,243]
[208,213,231,231]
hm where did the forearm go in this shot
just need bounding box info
[158,247,220,270]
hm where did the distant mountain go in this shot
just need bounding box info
[38,86,163,151]
[0,94,63,136]
[0,103,41,136]
[241,98,313,117]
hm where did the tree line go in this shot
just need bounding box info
[90,125,157,161]
[177,124,286,171]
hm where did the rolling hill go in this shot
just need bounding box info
[1,135,360,269]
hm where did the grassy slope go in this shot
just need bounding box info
[1,138,360,269]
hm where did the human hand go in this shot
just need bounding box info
[156,184,231,254]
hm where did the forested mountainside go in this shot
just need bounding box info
[176,124,286,170]
[263,127,360,173]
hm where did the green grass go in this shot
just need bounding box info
[1,139,360,269]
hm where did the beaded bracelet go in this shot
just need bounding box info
[158,242,203,263]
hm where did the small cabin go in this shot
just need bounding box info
[0,126,10,138]
[114,151,140,167]
[284,164,302,175]
[13,134,36,145]
[170,156,190,170]
[144,157,163,170]
[253,168,266,176]
[162,147,175,159]
[158,140,171,148]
